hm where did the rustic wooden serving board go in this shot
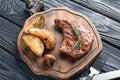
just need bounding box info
[17,7,102,80]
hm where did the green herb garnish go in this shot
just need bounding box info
[72,26,82,49]
[37,16,44,28]
[39,16,43,21]
[73,26,81,34]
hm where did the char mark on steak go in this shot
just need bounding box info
[54,19,94,59]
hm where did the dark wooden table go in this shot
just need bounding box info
[0,0,120,80]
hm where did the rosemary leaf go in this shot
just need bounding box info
[72,26,82,49]
[73,39,80,49]
[72,26,81,35]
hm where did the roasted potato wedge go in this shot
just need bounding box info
[33,13,45,28]
[28,28,56,50]
[23,34,44,56]
[25,14,45,33]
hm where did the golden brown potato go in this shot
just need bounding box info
[22,34,44,56]
[28,28,56,50]
[43,37,56,50]
[45,54,56,67]
[34,13,45,28]
[24,14,45,33]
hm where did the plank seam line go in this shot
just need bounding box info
[71,0,120,23]
[0,15,22,28]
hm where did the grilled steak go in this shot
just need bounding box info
[54,19,94,59]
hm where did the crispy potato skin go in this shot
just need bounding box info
[33,14,45,28]
[23,34,44,56]
[22,14,56,66]
[24,14,45,33]
[28,28,56,50]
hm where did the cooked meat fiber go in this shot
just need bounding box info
[54,19,94,59]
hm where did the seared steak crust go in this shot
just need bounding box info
[54,19,94,59]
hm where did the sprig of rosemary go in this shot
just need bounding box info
[72,26,82,49]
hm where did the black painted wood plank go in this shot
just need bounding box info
[0,17,21,59]
[102,42,120,71]
[0,17,54,80]
[0,0,120,79]
[9,1,120,71]
[0,48,54,80]
[72,0,120,22]
[0,0,30,27]
[0,0,120,26]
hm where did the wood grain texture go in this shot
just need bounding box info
[0,0,30,27]
[0,0,120,80]
[102,42,120,71]
[17,7,102,79]
[73,0,120,22]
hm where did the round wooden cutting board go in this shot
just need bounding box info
[17,7,102,79]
